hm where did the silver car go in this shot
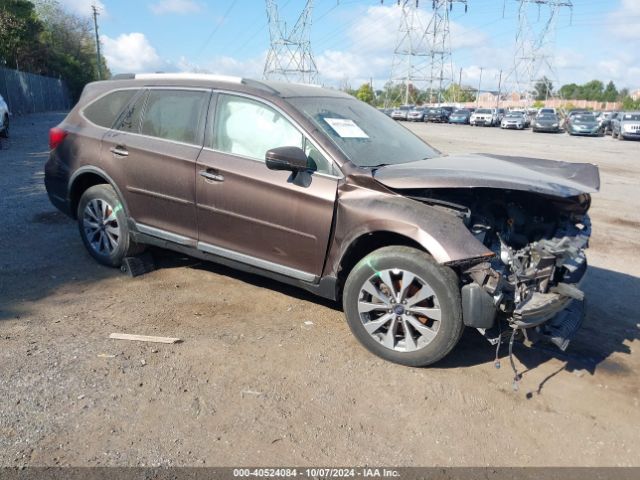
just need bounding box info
[390,105,412,121]
[613,112,640,141]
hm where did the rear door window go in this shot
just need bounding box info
[84,90,137,128]
[115,90,148,134]
[140,89,209,145]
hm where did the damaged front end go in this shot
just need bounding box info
[419,189,592,352]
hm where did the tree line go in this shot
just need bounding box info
[0,0,107,100]
[534,77,639,109]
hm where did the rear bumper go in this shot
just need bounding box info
[44,152,73,217]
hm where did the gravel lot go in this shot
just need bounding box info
[0,113,638,467]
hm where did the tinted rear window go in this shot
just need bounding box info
[84,90,136,128]
[141,90,209,145]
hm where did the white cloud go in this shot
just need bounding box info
[315,5,488,89]
[102,33,163,72]
[57,0,106,16]
[608,0,640,40]
[150,0,202,15]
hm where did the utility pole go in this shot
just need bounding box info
[476,67,483,108]
[496,69,503,109]
[384,0,468,107]
[264,0,319,84]
[91,4,102,80]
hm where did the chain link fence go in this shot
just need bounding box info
[0,66,72,115]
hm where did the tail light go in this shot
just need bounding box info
[49,127,68,150]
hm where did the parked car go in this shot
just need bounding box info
[500,112,527,130]
[391,105,412,121]
[470,108,497,126]
[612,112,640,141]
[538,108,557,116]
[604,111,619,135]
[378,107,393,117]
[44,73,600,367]
[424,107,449,123]
[565,112,603,136]
[448,109,471,125]
[532,113,561,133]
[441,106,455,117]
[495,108,506,123]
[407,107,427,122]
[0,94,9,138]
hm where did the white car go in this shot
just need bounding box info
[0,94,9,138]
[470,108,497,126]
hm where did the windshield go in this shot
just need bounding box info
[505,113,523,118]
[623,114,640,121]
[538,114,557,120]
[453,109,468,114]
[289,96,440,168]
[574,114,596,123]
[475,109,492,114]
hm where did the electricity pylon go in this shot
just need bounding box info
[506,0,573,106]
[384,0,468,106]
[264,0,319,84]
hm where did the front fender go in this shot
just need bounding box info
[324,184,494,277]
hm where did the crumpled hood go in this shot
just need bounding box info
[373,153,600,198]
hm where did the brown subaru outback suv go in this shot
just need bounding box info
[45,73,599,367]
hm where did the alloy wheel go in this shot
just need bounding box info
[357,268,441,352]
[82,198,120,255]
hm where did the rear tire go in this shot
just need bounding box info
[77,184,144,267]
[343,246,463,367]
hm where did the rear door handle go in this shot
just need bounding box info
[199,169,224,182]
[110,146,129,157]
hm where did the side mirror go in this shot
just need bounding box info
[265,146,309,172]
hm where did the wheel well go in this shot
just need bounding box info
[336,231,425,296]
[69,173,108,218]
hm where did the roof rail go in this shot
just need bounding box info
[111,73,136,80]
[134,73,243,84]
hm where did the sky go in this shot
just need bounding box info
[57,0,640,92]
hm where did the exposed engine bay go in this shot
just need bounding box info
[406,188,591,354]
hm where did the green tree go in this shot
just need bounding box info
[533,76,553,101]
[442,83,476,103]
[602,81,618,102]
[355,83,374,104]
[0,0,45,72]
[581,80,604,101]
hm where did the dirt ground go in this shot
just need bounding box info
[0,113,638,467]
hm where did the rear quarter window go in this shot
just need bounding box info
[83,90,137,128]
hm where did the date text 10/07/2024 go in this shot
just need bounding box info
[232,469,401,478]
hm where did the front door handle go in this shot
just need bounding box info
[110,145,129,157]
[199,169,224,182]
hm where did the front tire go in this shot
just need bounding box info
[342,246,463,367]
[77,184,143,267]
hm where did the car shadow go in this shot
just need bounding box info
[434,266,639,386]
[149,247,342,312]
